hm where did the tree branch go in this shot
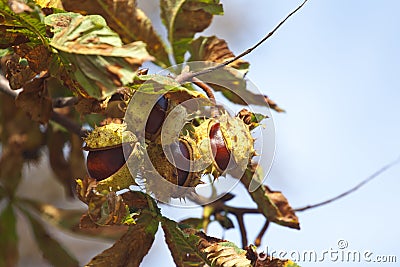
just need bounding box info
[235,213,247,248]
[295,155,400,212]
[175,0,309,83]
[254,220,270,247]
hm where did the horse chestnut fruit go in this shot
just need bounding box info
[145,95,168,137]
[86,143,133,181]
[209,122,230,171]
[168,140,192,186]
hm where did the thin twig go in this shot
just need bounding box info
[192,77,216,104]
[50,111,88,137]
[191,77,220,118]
[254,220,270,247]
[295,155,400,212]
[175,0,309,83]
[0,74,87,137]
[235,213,247,248]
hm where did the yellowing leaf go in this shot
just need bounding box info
[162,217,252,267]
[240,165,300,229]
[189,35,248,70]
[61,0,170,67]
[86,213,158,267]
[15,78,52,123]
[45,13,153,99]
[189,36,285,112]
[161,0,223,63]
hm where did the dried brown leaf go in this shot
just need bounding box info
[240,165,299,229]
[74,95,110,115]
[162,218,252,267]
[86,213,158,267]
[78,214,127,240]
[15,78,52,123]
[2,54,36,89]
[189,35,248,69]
[14,44,51,73]
[76,178,147,226]
[188,36,285,112]
[0,26,30,49]
[161,0,223,63]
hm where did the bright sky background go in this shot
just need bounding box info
[140,0,400,266]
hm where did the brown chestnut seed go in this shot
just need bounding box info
[145,95,168,136]
[209,123,230,171]
[169,140,191,186]
[87,143,133,181]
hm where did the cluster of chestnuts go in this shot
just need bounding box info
[83,82,261,200]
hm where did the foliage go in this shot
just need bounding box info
[0,0,302,266]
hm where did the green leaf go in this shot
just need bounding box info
[240,165,300,230]
[188,36,285,112]
[162,217,252,267]
[61,0,170,67]
[0,0,48,48]
[86,213,158,267]
[130,74,181,93]
[160,0,223,63]
[19,206,79,267]
[45,12,153,99]
[0,204,18,267]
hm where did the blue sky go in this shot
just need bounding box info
[141,0,400,266]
